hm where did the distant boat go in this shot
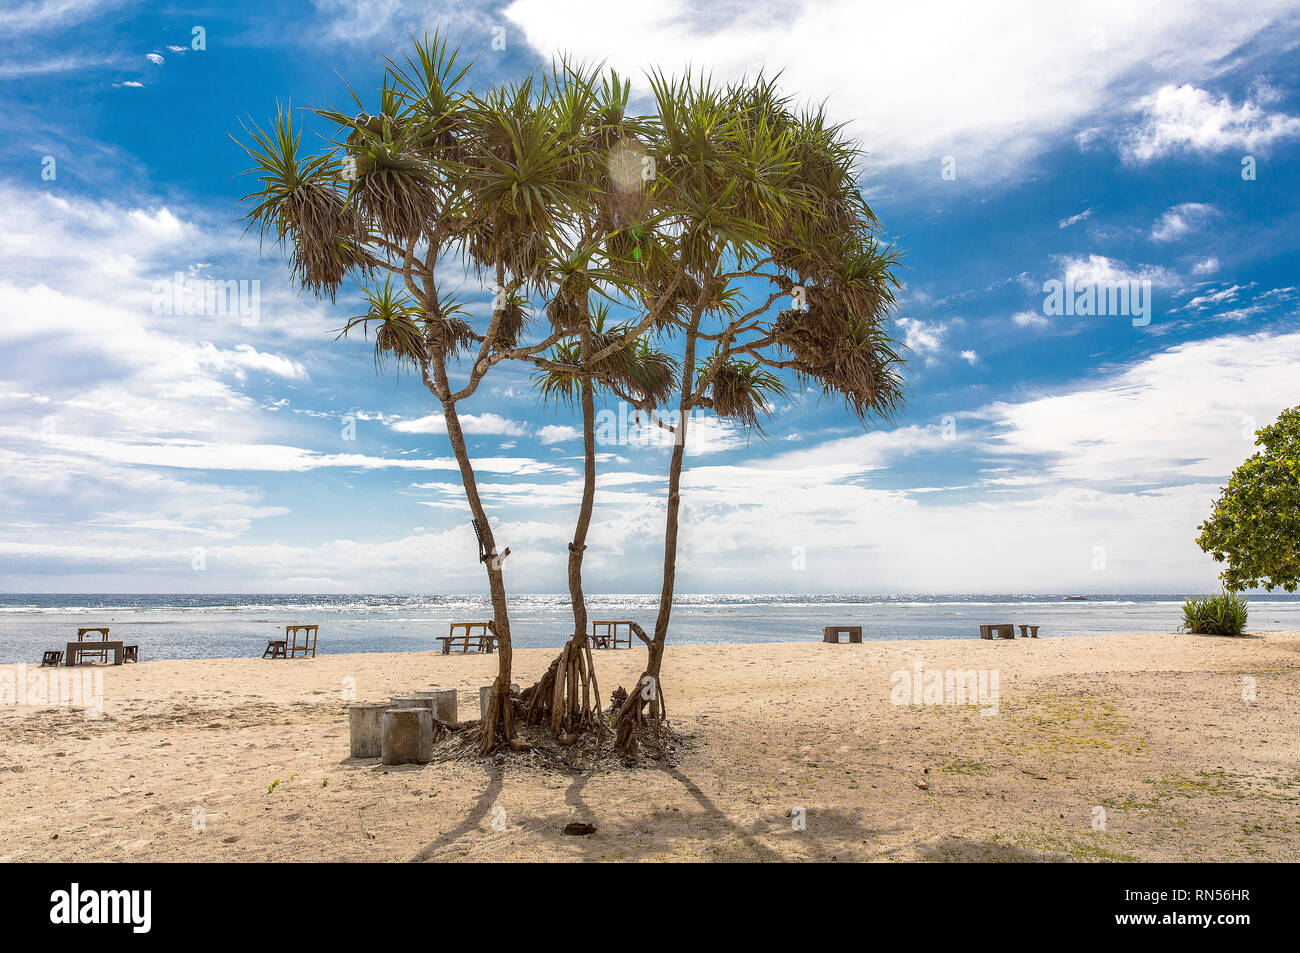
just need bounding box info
[1063,594,1087,601]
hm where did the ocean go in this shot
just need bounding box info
[3,592,1299,664]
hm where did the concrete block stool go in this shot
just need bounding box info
[391,695,435,712]
[381,708,433,765]
[415,688,457,722]
[348,701,390,758]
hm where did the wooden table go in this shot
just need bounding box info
[822,625,863,643]
[439,623,495,654]
[286,625,318,658]
[591,620,634,649]
[66,640,125,665]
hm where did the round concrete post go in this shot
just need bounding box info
[415,688,457,722]
[348,702,389,759]
[391,694,435,713]
[382,707,433,765]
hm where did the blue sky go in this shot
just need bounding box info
[2,0,1299,594]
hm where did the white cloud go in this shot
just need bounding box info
[503,0,1297,181]
[3,425,574,475]
[1192,257,1219,275]
[0,0,126,32]
[578,330,1300,592]
[1012,310,1049,329]
[0,55,120,78]
[960,350,980,365]
[683,416,748,454]
[1122,83,1300,162]
[1058,209,1092,229]
[145,52,164,66]
[1180,283,1251,311]
[538,424,579,444]
[983,330,1300,485]
[391,412,529,437]
[195,343,309,382]
[1151,202,1217,242]
[896,316,947,363]
[1055,253,1177,288]
[312,0,491,44]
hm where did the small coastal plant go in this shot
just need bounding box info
[1180,591,1248,636]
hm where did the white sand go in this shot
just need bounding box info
[1,630,1297,861]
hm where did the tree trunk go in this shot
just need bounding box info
[569,323,597,643]
[614,320,697,754]
[523,322,602,739]
[428,356,520,754]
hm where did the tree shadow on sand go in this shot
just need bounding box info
[406,764,504,863]
[411,762,905,862]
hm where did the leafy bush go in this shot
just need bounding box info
[1197,407,1300,592]
[1180,591,1248,636]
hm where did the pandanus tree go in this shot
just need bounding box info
[605,74,908,754]
[237,38,682,753]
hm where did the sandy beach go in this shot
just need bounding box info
[1,631,1297,862]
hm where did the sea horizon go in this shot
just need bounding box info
[6,591,1299,664]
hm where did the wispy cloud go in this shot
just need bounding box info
[1151,202,1218,242]
[0,0,130,33]
[391,412,529,437]
[1058,208,1092,229]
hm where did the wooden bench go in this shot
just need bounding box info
[66,640,125,665]
[438,623,496,655]
[1017,625,1040,639]
[286,625,318,658]
[979,624,1016,639]
[823,625,863,643]
[591,620,634,649]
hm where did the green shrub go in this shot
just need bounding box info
[1180,591,1248,636]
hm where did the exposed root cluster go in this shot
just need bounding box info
[519,637,603,739]
[429,683,684,771]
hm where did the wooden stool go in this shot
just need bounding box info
[822,625,863,643]
[123,645,140,662]
[41,650,63,667]
[263,640,287,659]
[1017,625,1040,639]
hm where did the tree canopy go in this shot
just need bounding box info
[1197,407,1300,592]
